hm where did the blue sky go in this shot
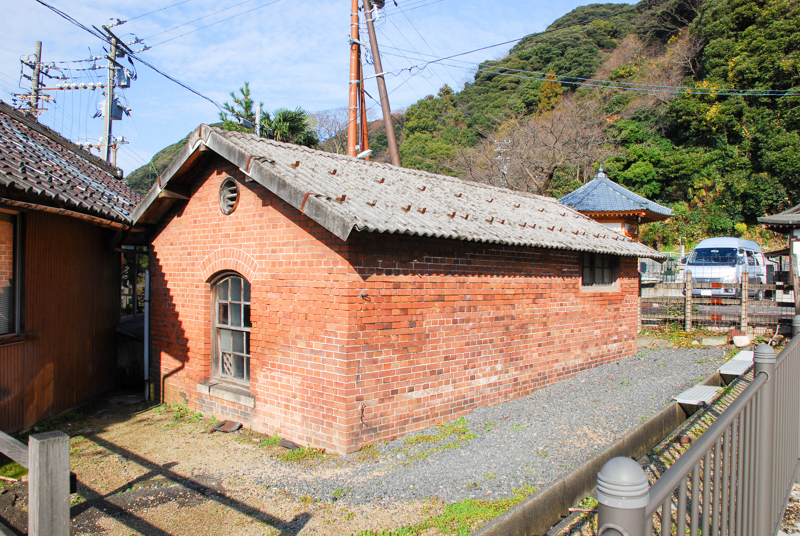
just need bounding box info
[1,0,633,174]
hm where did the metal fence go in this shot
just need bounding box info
[596,336,800,535]
[641,270,795,333]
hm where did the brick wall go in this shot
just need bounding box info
[149,158,639,454]
[150,157,357,452]
[344,234,638,448]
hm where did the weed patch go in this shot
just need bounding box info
[354,484,537,535]
[0,460,27,484]
[278,446,329,463]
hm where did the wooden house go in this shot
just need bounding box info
[131,125,663,454]
[0,102,141,433]
[559,167,673,240]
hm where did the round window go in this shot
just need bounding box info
[219,177,239,215]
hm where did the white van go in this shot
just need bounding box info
[685,237,767,298]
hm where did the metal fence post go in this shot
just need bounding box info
[754,343,777,535]
[741,271,748,332]
[685,271,692,331]
[597,457,649,536]
[28,431,70,536]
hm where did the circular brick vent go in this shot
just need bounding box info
[219,177,239,215]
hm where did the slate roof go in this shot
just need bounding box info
[758,203,800,231]
[133,125,664,260]
[558,168,673,222]
[0,102,141,226]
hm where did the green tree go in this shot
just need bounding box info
[219,82,318,147]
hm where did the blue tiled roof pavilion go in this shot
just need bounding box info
[558,167,673,222]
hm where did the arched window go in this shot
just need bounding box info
[213,274,251,383]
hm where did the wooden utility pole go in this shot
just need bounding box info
[347,0,360,157]
[362,0,401,166]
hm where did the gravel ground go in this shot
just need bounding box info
[251,346,728,505]
[0,346,734,535]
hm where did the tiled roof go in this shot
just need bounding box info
[0,102,141,225]
[134,125,664,260]
[758,203,800,228]
[558,168,673,221]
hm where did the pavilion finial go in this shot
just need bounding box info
[596,165,608,180]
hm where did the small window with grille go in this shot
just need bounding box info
[213,274,251,383]
[582,253,619,287]
[219,177,239,215]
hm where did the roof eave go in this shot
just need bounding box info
[131,125,356,241]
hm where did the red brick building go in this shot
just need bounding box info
[131,126,663,454]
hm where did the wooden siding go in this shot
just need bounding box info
[0,210,120,433]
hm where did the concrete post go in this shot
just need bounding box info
[597,457,650,536]
[741,271,748,332]
[792,314,800,337]
[754,343,777,535]
[685,271,692,331]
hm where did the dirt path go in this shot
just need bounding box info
[0,397,437,536]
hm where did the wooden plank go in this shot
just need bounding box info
[28,431,69,536]
[157,189,190,201]
[23,212,118,432]
[0,430,28,468]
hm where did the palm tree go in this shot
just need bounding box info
[219,83,318,148]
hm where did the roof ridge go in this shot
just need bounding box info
[208,125,560,203]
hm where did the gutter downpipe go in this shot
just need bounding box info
[144,269,150,401]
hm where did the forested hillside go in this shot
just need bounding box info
[126,0,799,250]
[392,0,799,249]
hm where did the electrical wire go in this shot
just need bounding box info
[381,0,446,17]
[380,53,800,97]
[381,13,449,90]
[375,28,441,94]
[393,0,459,84]
[33,0,230,114]
[119,87,152,159]
[124,0,197,23]
[142,0,265,41]
[146,0,285,49]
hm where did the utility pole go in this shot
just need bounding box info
[362,0,401,167]
[102,31,118,163]
[347,0,360,157]
[30,42,43,117]
[358,48,369,160]
[358,43,370,159]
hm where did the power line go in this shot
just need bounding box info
[380,12,449,90]
[124,0,197,23]
[380,53,800,98]
[142,0,265,41]
[32,0,229,114]
[393,0,459,84]
[147,0,285,49]
[381,0,446,17]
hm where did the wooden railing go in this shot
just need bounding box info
[0,430,69,535]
